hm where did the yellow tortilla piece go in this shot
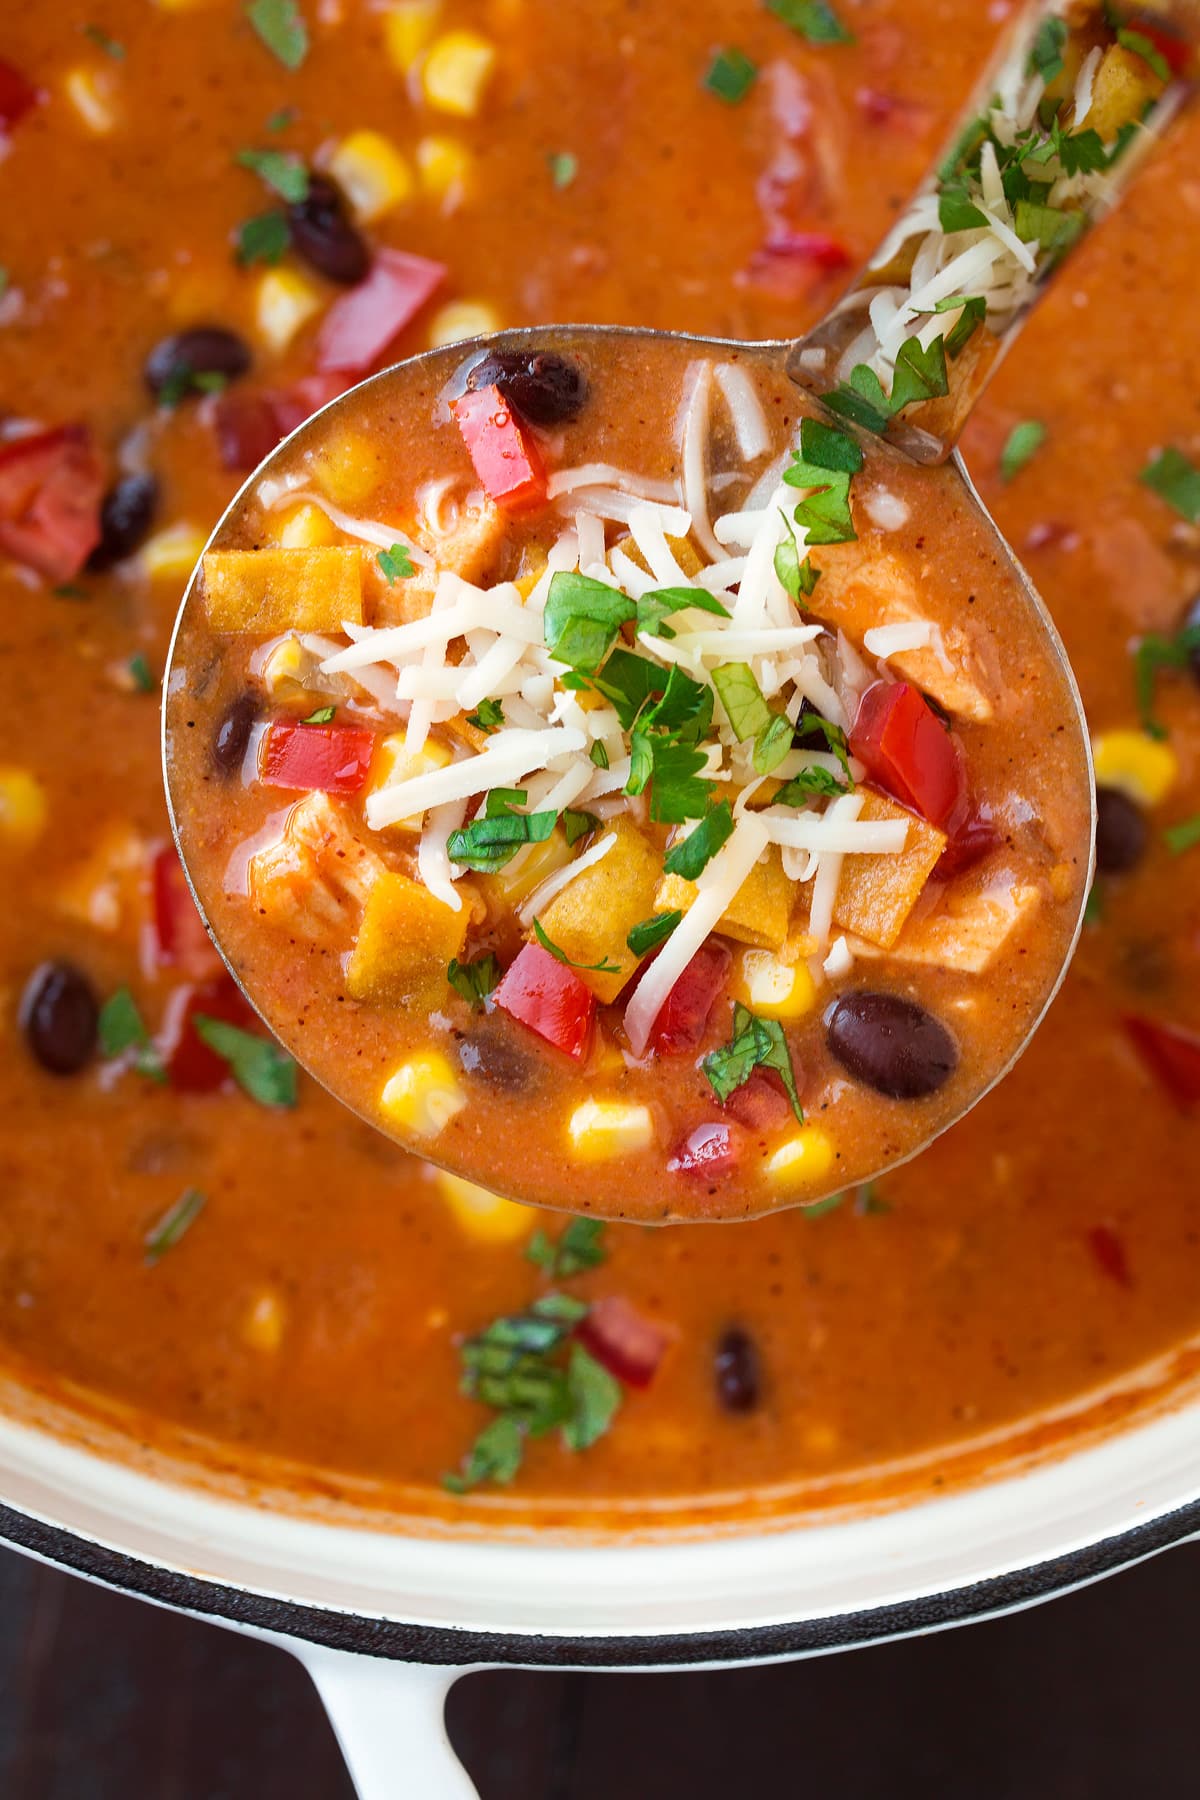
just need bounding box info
[202,547,365,634]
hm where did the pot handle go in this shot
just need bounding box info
[295,1643,481,1799]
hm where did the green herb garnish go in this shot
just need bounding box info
[99,988,167,1083]
[783,417,862,543]
[144,1188,206,1265]
[661,801,735,880]
[1000,420,1047,482]
[236,210,291,266]
[701,1002,804,1121]
[83,23,125,58]
[636,585,729,638]
[562,808,599,847]
[1028,14,1067,84]
[301,703,336,724]
[1164,815,1200,856]
[1132,624,1200,739]
[236,146,310,204]
[127,652,155,693]
[753,711,796,775]
[888,333,949,413]
[1082,883,1105,928]
[589,740,610,770]
[447,953,501,1009]
[547,150,578,190]
[447,793,557,872]
[265,104,297,132]
[376,542,416,584]
[774,762,852,805]
[192,1016,297,1107]
[246,0,309,69]
[526,1217,608,1279]
[1140,446,1200,523]
[466,697,505,733]
[626,910,682,956]
[532,918,620,973]
[704,46,758,104]
[765,0,853,46]
[544,571,636,674]
[0,269,8,302]
[773,512,819,604]
[1116,26,1171,83]
[711,662,771,741]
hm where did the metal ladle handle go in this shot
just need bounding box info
[790,0,1199,463]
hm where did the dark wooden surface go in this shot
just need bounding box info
[0,1538,1196,1798]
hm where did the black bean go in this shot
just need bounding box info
[465,349,587,427]
[1095,785,1147,875]
[457,1028,540,1093]
[714,1327,761,1414]
[1183,593,1200,684]
[826,991,958,1100]
[212,692,259,774]
[288,175,370,286]
[144,327,252,401]
[87,473,159,570]
[20,962,99,1076]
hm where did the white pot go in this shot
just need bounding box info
[0,1379,1197,1797]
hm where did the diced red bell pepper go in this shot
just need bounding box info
[260,720,376,794]
[152,844,224,981]
[575,1295,670,1389]
[0,59,38,134]
[667,1121,739,1179]
[1087,1224,1132,1289]
[493,942,595,1061]
[0,425,104,580]
[648,938,732,1057]
[450,384,547,513]
[851,681,968,832]
[719,1066,795,1133]
[209,374,346,471]
[1123,1014,1200,1110]
[158,975,254,1093]
[934,802,1002,881]
[315,249,446,376]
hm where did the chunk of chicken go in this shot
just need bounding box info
[369,499,510,625]
[848,863,1042,973]
[248,792,384,939]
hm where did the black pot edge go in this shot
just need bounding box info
[0,1491,1198,1668]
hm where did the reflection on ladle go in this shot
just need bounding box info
[163,2,1195,1221]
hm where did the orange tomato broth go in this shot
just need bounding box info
[0,0,1198,1525]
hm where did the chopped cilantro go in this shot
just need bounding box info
[711,662,771,742]
[544,571,636,674]
[1140,446,1200,523]
[144,1188,206,1265]
[301,703,336,724]
[562,808,598,847]
[191,1016,297,1107]
[1000,419,1047,482]
[0,269,8,301]
[823,364,894,435]
[784,417,862,542]
[591,649,665,729]
[1116,27,1171,83]
[1132,624,1200,739]
[127,652,155,693]
[943,294,987,358]
[466,697,505,733]
[702,1002,804,1121]
[889,333,949,413]
[774,512,819,604]
[236,210,291,266]
[235,146,310,204]
[631,736,713,823]
[626,910,682,957]
[1164,815,1200,856]
[704,46,758,104]
[753,711,795,775]
[98,988,167,1083]
[52,582,89,601]
[447,953,501,1009]
[547,150,578,190]
[83,22,125,58]
[793,705,852,773]
[376,542,416,584]
[765,0,853,46]
[526,1217,608,1279]
[938,184,989,233]
[1082,883,1105,928]
[1028,14,1067,84]
[1013,197,1084,255]
[265,104,297,133]
[156,363,227,408]
[774,762,852,805]
[246,0,309,70]
[589,740,610,770]
[661,801,735,880]
[447,796,557,871]
[636,584,729,638]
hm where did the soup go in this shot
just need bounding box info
[1,0,1198,1516]
[167,335,1089,1221]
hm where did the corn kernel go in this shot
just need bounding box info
[427,300,502,348]
[242,1289,286,1353]
[435,1170,532,1242]
[767,1127,836,1189]
[380,1052,467,1138]
[64,66,119,135]
[328,130,415,224]
[567,1098,653,1161]
[277,502,340,550]
[0,769,48,850]
[383,0,441,72]
[311,425,384,508]
[140,522,207,582]
[416,134,473,205]
[731,949,817,1021]
[422,30,496,117]
[370,733,453,830]
[1092,729,1178,808]
[255,267,323,354]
